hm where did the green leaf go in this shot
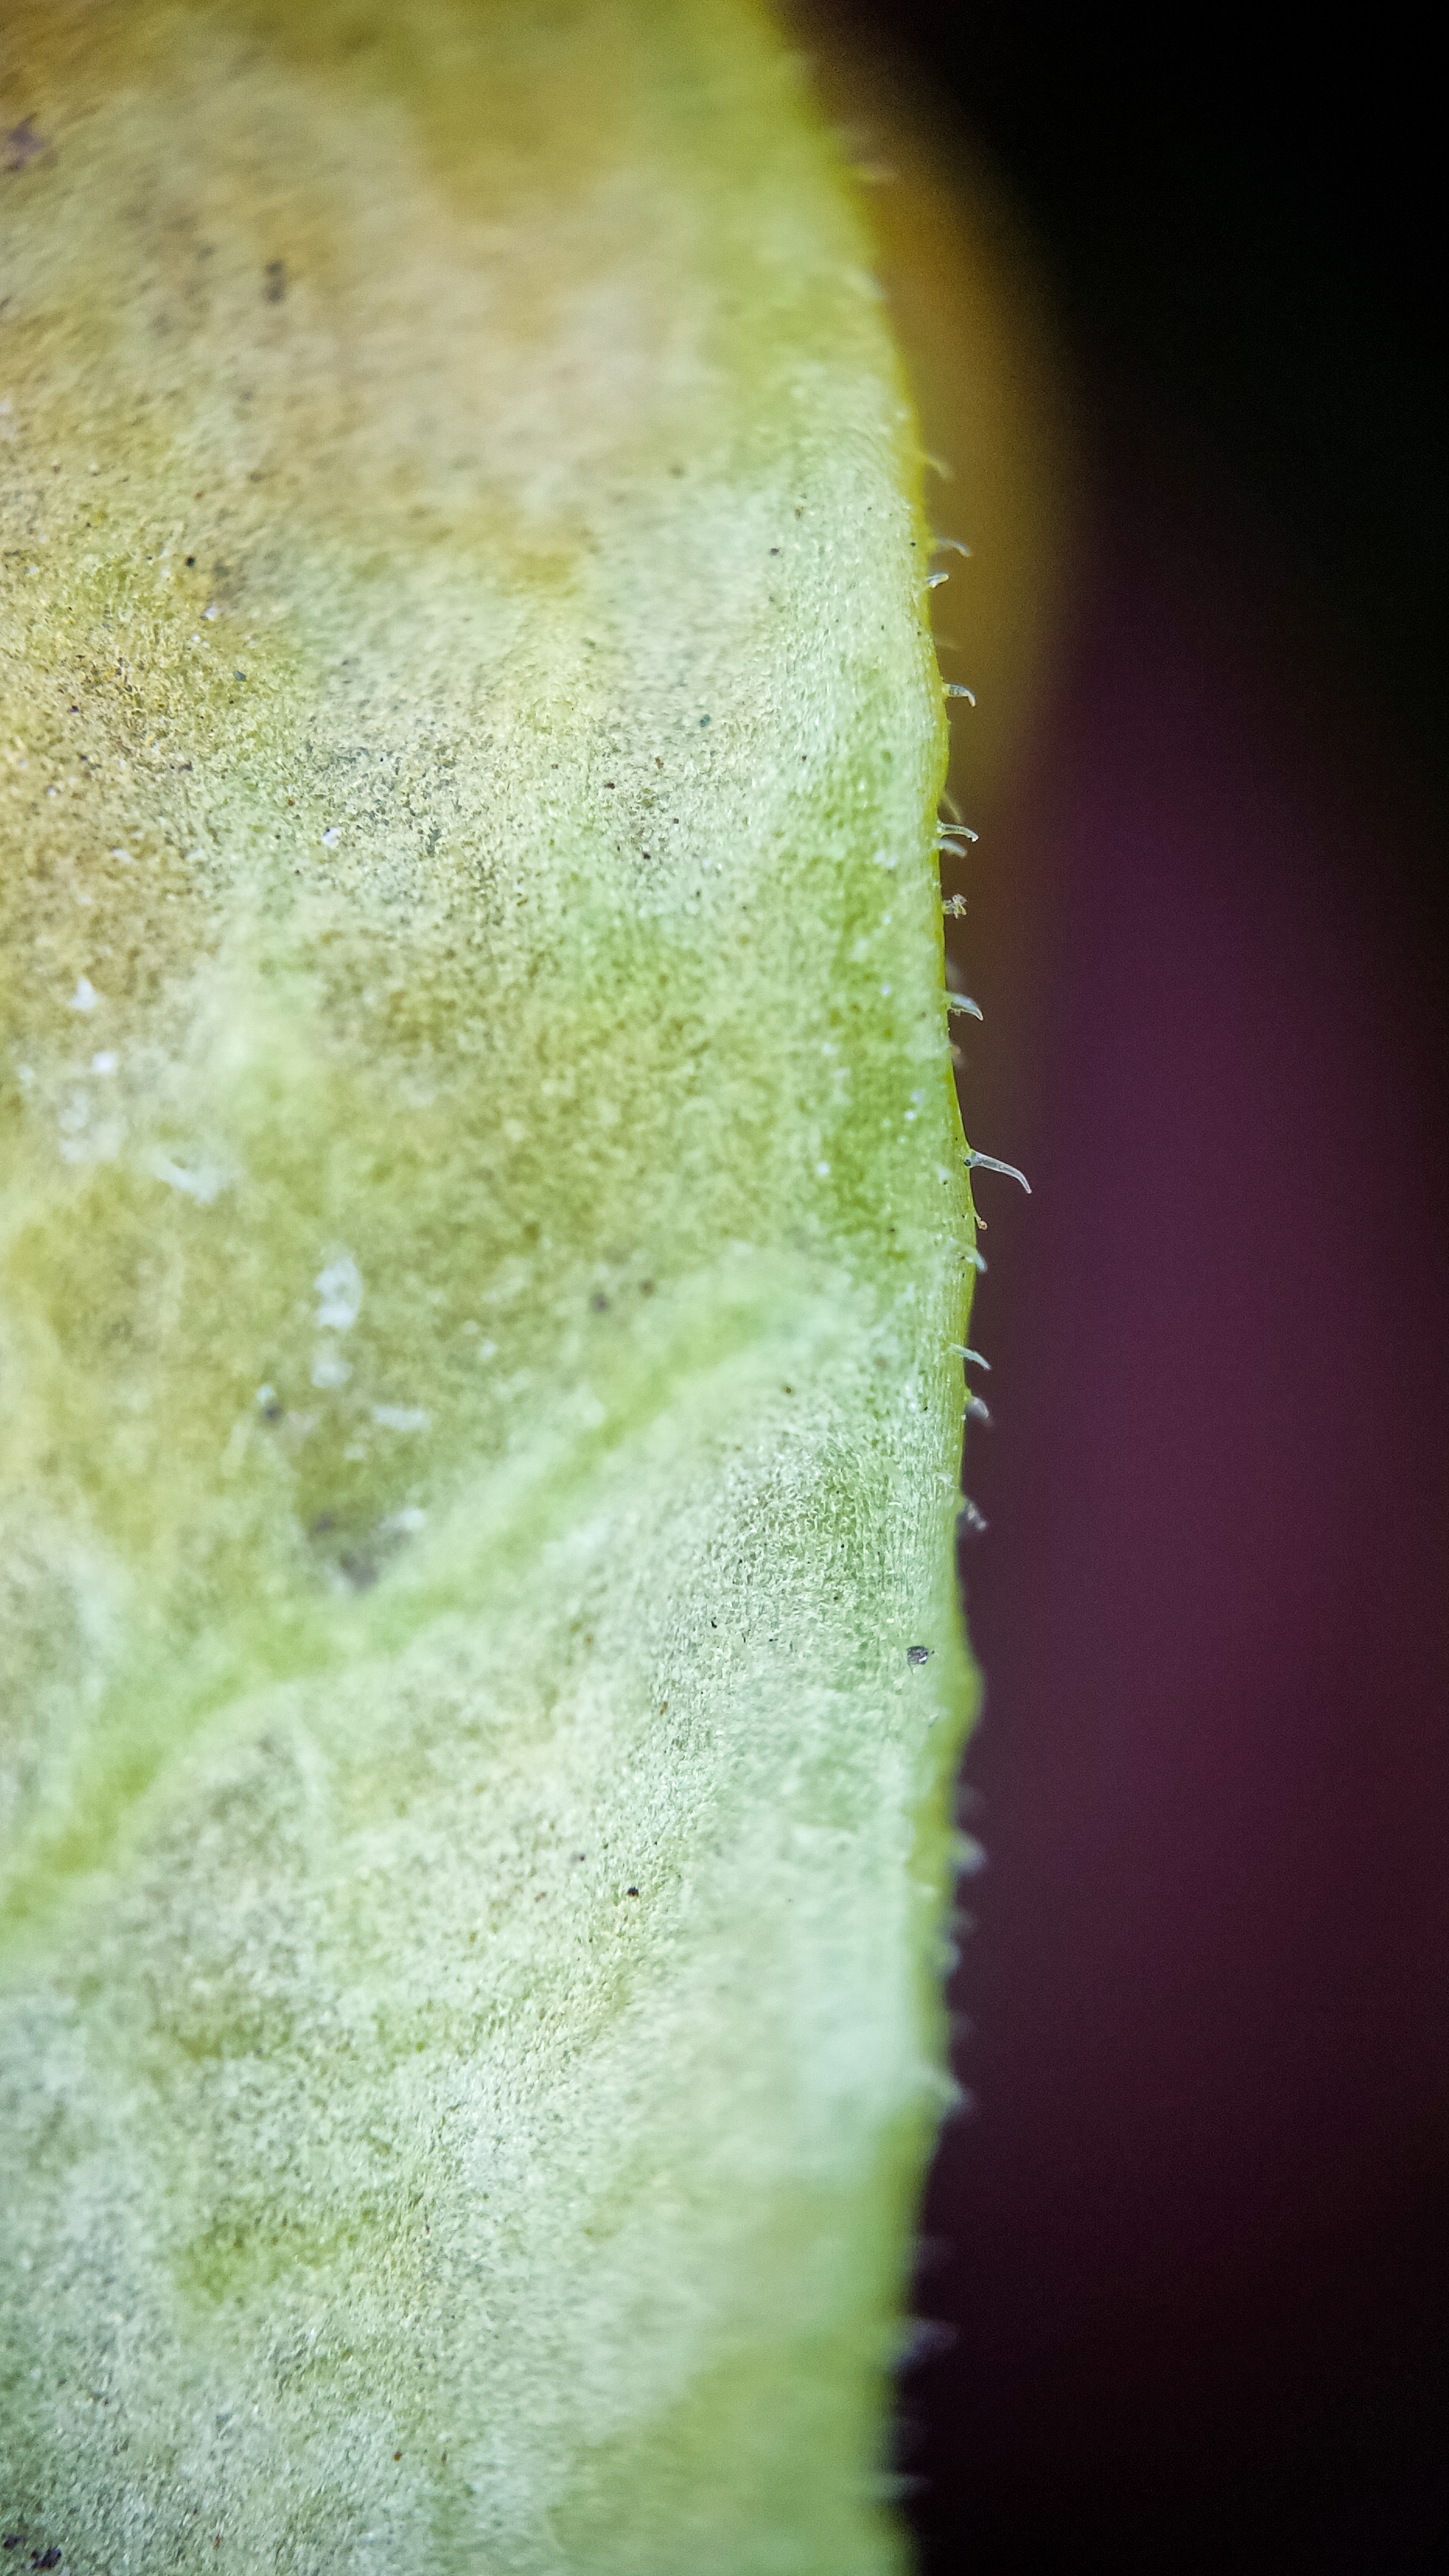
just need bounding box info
[1,3,977,2564]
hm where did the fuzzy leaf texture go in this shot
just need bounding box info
[0,4,979,2567]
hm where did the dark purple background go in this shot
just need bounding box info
[904,446,1449,2572]
[837,11,1449,2564]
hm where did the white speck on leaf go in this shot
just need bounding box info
[372,1403,430,1432]
[315,1254,363,1330]
[148,1152,229,1204]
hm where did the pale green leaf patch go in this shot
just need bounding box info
[1,4,979,2566]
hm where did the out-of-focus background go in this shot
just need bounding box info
[792,7,1447,2567]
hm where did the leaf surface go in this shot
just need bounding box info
[0,5,975,2565]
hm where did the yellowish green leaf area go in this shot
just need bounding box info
[1,3,979,2566]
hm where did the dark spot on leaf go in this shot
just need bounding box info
[907,1645,931,1665]
[626,1886,639,1897]
[589,1291,609,1312]
[264,260,286,303]
[3,118,47,172]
